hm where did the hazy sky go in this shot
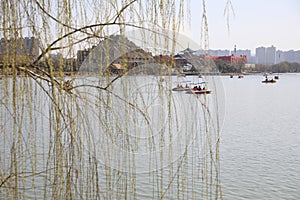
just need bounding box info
[183,0,300,53]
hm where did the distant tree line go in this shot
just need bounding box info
[214,60,300,73]
[252,62,300,73]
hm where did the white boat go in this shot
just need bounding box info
[172,80,191,91]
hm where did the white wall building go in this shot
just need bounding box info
[255,47,266,65]
[276,50,300,63]
[266,45,276,65]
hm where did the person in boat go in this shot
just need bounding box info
[177,84,182,88]
[202,86,206,90]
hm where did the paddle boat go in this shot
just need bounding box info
[186,82,212,95]
[172,80,191,91]
[262,77,276,83]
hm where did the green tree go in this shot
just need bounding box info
[215,59,237,73]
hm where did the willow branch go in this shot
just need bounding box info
[32,23,150,66]
[49,35,100,51]
[113,0,138,23]
[34,0,99,38]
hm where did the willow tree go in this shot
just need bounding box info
[0,0,231,199]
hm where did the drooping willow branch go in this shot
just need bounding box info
[15,22,152,95]
[224,0,235,33]
[33,0,104,39]
[23,21,165,95]
[112,0,138,23]
[22,0,188,97]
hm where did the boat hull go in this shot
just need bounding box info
[172,87,190,91]
[262,80,276,83]
[186,89,212,94]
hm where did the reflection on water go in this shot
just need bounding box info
[0,75,223,199]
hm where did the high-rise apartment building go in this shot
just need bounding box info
[266,45,276,65]
[255,47,266,65]
[0,37,39,64]
[208,49,230,56]
[232,49,251,59]
[276,50,300,63]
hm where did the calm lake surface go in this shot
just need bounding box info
[220,73,300,199]
[1,73,299,199]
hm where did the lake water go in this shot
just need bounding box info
[0,73,299,199]
[220,74,300,199]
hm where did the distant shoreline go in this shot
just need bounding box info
[1,72,299,80]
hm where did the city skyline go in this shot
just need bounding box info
[1,36,299,66]
[198,45,300,65]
